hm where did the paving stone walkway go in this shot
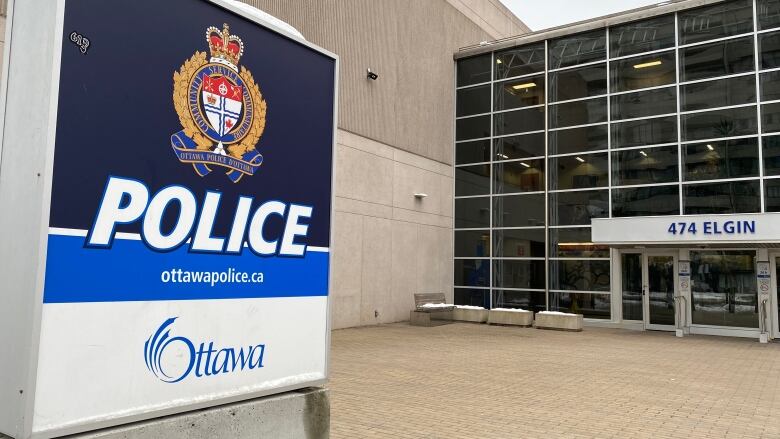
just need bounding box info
[329,323,780,438]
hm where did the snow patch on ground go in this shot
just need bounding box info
[492,308,531,313]
[538,311,578,316]
[419,303,454,309]
[455,305,486,310]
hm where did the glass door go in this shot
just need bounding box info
[644,253,677,330]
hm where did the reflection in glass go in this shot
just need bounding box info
[684,180,761,214]
[457,54,491,87]
[678,0,754,45]
[758,0,780,30]
[760,31,780,69]
[612,145,679,186]
[494,259,546,290]
[456,115,490,141]
[548,125,608,155]
[611,87,677,120]
[611,116,677,148]
[494,133,544,160]
[765,178,780,211]
[610,51,676,93]
[549,97,608,129]
[690,250,758,328]
[549,190,609,226]
[681,106,757,141]
[548,63,607,102]
[493,193,545,227]
[455,230,490,258]
[550,292,611,319]
[683,138,759,181]
[763,135,780,175]
[454,287,490,308]
[680,37,754,82]
[760,71,780,102]
[494,160,544,193]
[621,253,643,321]
[493,290,546,313]
[550,259,611,292]
[493,228,545,258]
[549,227,609,258]
[456,139,490,165]
[549,153,608,190]
[454,259,489,287]
[610,15,675,58]
[681,75,756,112]
[763,103,780,133]
[495,43,545,80]
[455,197,490,228]
[494,76,545,111]
[549,29,606,69]
[494,107,544,136]
[612,185,680,217]
[647,256,676,326]
[456,85,490,117]
[455,165,490,196]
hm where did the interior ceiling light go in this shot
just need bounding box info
[633,60,662,69]
[520,162,531,168]
[496,59,502,64]
[575,156,585,163]
[497,153,509,159]
[639,151,648,157]
[511,82,537,90]
[706,144,714,151]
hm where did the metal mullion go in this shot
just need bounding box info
[492,190,545,197]
[682,176,761,185]
[755,0,766,212]
[548,58,606,73]
[677,31,755,49]
[678,70,755,86]
[549,186,609,194]
[549,93,609,106]
[679,133,760,145]
[757,26,780,34]
[548,121,607,132]
[493,226,546,230]
[614,111,678,125]
[609,46,676,62]
[611,181,681,190]
[611,141,679,152]
[544,39,550,312]
[454,161,491,167]
[455,136,490,144]
[609,82,676,97]
[495,155,546,163]
[549,148,609,158]
[489,50,495,309]
[493,69,546,85]
[607,23,613,223]
[455,111,491,120]
[493,104,545,115]
[549,289,612,295]
[679,102,757,115]
[548,224,591,229]
[675,10,684,216]
[760,65,780,74]
[454,194,490,199]
[455,80,491,91]
[492,129,545,140]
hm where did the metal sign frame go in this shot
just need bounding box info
[0,0,338,438]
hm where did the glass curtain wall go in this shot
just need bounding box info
[455,0,780,319]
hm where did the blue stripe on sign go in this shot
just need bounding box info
[43,234,329,303]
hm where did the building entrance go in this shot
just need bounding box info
[620,251,677,331]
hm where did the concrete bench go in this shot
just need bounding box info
[410,293,454,326]
[453,305,488,323]
[534,311,583,332]
[487,308,533,327]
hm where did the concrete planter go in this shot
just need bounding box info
[453,306,488,323]
[487,308,533,327]
[534,312,583,332]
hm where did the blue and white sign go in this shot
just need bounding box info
[0,0,336,437]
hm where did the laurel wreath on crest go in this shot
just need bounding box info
[172,51,267,159]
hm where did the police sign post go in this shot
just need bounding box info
[0,1,336,438]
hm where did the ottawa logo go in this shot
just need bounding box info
[171,24,267,183]
[144,317,266,383]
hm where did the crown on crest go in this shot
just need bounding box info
[206,23,244,68]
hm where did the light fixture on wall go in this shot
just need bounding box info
[414,193,428,199]
[366,68,378,80]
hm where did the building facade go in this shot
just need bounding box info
[454,0,780,340]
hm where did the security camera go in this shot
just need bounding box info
[366,68,378,80]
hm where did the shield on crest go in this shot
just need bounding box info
[201,74,243,138]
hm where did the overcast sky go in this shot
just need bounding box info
[499,0,665,31]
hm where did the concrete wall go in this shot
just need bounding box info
[331,130,453,328]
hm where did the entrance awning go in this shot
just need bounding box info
[591,213,780,248]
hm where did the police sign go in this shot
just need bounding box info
[0,0,336,438]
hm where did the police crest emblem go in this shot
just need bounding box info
[172,24,266,183]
